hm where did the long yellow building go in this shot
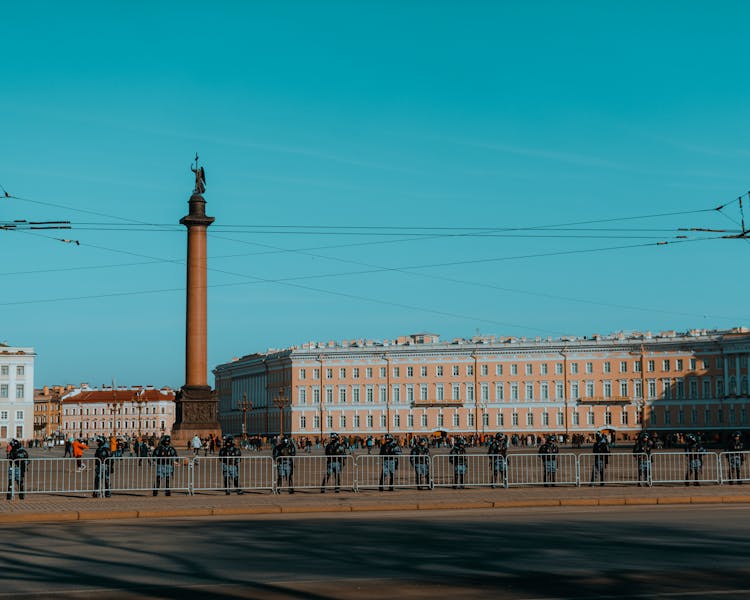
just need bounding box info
[214,328,750,443]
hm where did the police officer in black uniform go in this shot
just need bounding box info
[725,431,745,484]
[590,431,610,486]
[321,432,346,493]
[152,434,178,496]
[93,436,112,498]
[379,433,401,491]
[538,435,559,487]
[488,432,509,488]
[684,433,705,486]
[273,435,296,494]
[219,434,243,495]
[633,431,653,486]
[449,437,468,489]
[410,437,431,490]
[6,439,29,500]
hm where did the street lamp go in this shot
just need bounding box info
[238,393,252,440]
[133,391,147,438]
[107,401,121,437]
[273,388,288,438]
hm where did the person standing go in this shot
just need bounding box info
[219,435,243,495]
[590,431,610,486]
[366,435,374,455]
[321,433,346,493]
[273,435,296,494]
[684,433,705,486]
[191,434,202,456]
[93,436,112,498]
[152,435,178,496]
[6,439,29,500]
[378,433,401,491]
[538,435,559,487]
[410,437,431,490]
[488,432,509,489]
[72,437,88,471]
[725,431,745,484]
[633,431,653,487]
[449,438,468,489]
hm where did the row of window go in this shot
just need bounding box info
[0,410,24,421]
[298,357,744,382]
[0,365,26,377]
[293,376,748,405]
[62,405,169,416]
[293,405,750,431]
[0,384,25,399]
[63,420,166,430]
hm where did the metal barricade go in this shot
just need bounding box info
[191,456,274,494]
[274,455,355,493]
[106,456,191,496]
[651,451,720,486]
[19,457,100,497]
[506,453,579,487]
[719,450,750,485]
[431,453,510,489]
[578,453,644,486]
[2,458,13,499]
[356,453,434,490]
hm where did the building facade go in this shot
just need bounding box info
[214,329,750,442]
[34,384,74,440]
[60,385,176,440]
[0,344,35,443]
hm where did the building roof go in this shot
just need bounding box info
[61,387,175,404]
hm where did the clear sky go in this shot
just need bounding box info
[2,2,749,387]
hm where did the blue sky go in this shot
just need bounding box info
[2,2,749,386]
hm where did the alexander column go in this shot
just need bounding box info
[171,156,221,443]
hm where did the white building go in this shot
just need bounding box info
[0,343,35,442]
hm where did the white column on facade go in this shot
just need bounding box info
[724,354,729,397]
[735,354,741,395]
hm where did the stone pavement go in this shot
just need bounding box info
[2,482,749,524]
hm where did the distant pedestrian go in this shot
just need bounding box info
[93,437,112,498]
[72,438,88,471]
[590,431,610,486]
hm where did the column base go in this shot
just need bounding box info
[171,385,221,445]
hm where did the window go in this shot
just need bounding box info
[452,365,460,376]
[393,367,400,378]
[353,368,360,379]
[704,408,711,426]
[366,367,372,378]
[468,413,475,427]
[313,388,321,404]
[421,413,428,427]
[313,368,320,380]
[466,384,475,402]
[555,363,563,375]
[540,383,549,400]
[540,363,548,375]
[339,368,346,379]
[326,368,333,379]
[406,366,414,378]
[482,412,489,426]
[525,383,534,400]
[717,379,725,397]
[570,382,579,399]
[585,362,593,374]
[621,409,629,425]
[452,384,460,401]
[620,381,628,397]
[467,365,474,376]
[480,383,489,401]
[299,388,307,404]
[326,387,334,403]
[511,364,518,375]
[689,380,698,399]
[453,413,460,427]
[300,415,307,429]
[366,386,374,403]
[495,383,504,401]
[512,412,519,426]
[525,364,532,376]
[366,414,373,428]
[481,364,488,376]
[587,410,595,426]
[634,361,642,373]
[555,382,564,400]
[406,385,414,403]
[352,387,360,403]
[557,410,564,426]
[420,385,428,401]
[392,386,401,403]
[496,364,503,376]
[585,382,594,398]
[327,415,333,428]
[510,383,519,401]
[702,379,711,399]
[571,363,579,374]
[648,380,656,398]
[497,411,504,426]
[603,362,611,373]
[647,360,655,372]
[0,385,7,398]
[338,387,347,403]
[299,368,306,380]
[408,414,414,428]
[16,366,24,376]
[436,365,444,377]
[0,366,7,376]
[620,361,627,373]
[542,412,549,426]
[421,366,427,377]
[340,415,347,429]
[603,381,612,398]
[437,413,444,427]
[379,386,386,403]
[16,384,24,399]
[355,414,361,428]
[15,410,23,420]
[605,410,612,425]
[676,359,683,371]
[689,358,697,370]
[702,360,709,370]
[573,411,580,426]
[436,384,444,401]
[526,412,534,426]
[662,360,670,372]
[379,367,386,378]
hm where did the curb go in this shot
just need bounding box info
[0,495,748,525]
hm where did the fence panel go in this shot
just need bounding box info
[719,450,750,484]
[505,453,579,487]
[2,458,13,499]
[356,453,433,490]
[274,455,355,493]
[191,456,274,494]
[430,454,510,489]
[578,453,646,486]
[106,456,191,495]
[651,451,720,485]
[20,457,101,497]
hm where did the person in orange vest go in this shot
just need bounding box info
[72,437,88,471]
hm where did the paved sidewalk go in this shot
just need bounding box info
[2,482,750,524]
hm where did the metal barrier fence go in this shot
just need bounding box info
[191,456,274,494]
[432,454,509,489]
[719,451,750,484]
[650,452,720,485]
[273,455,356,493]
[578,453,648,487]
[8,451,750,498]
[506,453,579,487]
[356,453,434,490]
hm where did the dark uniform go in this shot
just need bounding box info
[684,433,705,486]
[6,439,29,500]
[590,431,610,486]
[488,432,509,488]
[273,436,296,494]
[379,434,401,491]
[725,431,745,484]
[152,434,178,496]
[449,438,468,489]
[410,437,431,490]
[93,436,112,498]
[633,431,653,486]
[321,433,346,493]
[219,435,243,495]
[538,435,559,487]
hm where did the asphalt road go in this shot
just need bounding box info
[2,505,749,599]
